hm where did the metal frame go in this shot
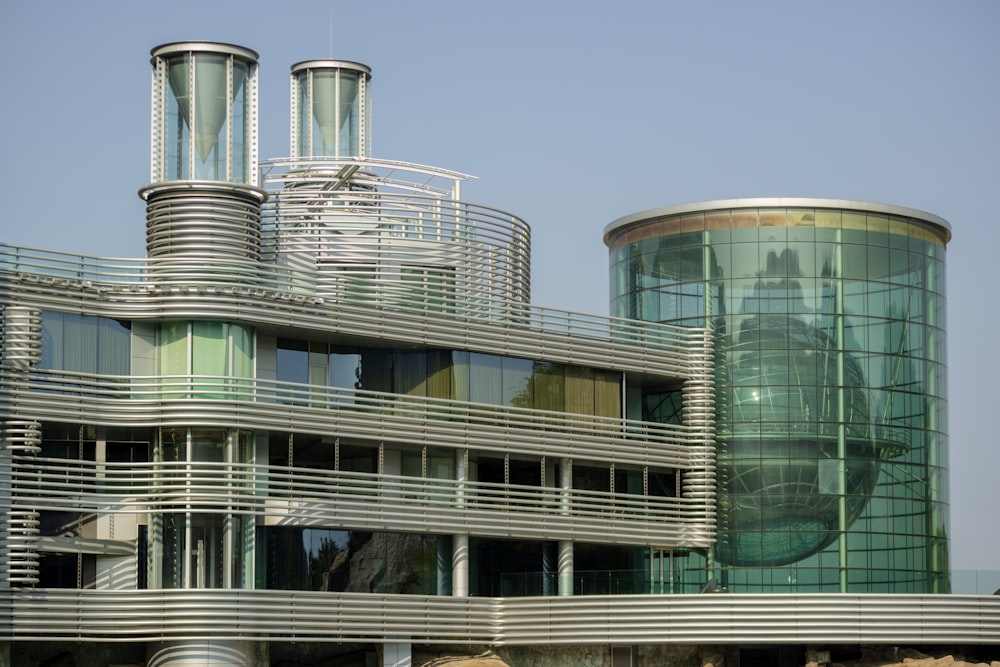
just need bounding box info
[604,197,952,243]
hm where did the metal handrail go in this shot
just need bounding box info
[1,369,713,469]
[0,243,711,355]
[3,589,999,644]
[11,456,714,547]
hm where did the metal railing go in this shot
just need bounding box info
[1,369,714,471]
[0,243,714,378]
[11,456,714,547]
[3,589,999,645]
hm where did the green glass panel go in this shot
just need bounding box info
[192,321,226,398]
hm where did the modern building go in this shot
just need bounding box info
[0,40,997,667]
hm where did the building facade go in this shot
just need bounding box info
[1,40,997,667]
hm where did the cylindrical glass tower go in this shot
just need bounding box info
[142,42,266,262]
[290,59,371,158]
[150,41,259,183]
[605,198,950,593]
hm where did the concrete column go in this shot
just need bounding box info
[558,540,573,596]
[558,458,573,596]
[453,449,469,596]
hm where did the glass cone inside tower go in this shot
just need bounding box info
[310,69,360,156]
[166,53,246,168]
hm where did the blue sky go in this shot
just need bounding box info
[1,1,997,571]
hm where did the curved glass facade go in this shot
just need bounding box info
[606,200,950,592]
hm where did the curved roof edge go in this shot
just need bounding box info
[290,59,372,76]
[603,197,952,245]
[150,41,259,63]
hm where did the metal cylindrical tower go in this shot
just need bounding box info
[141,41,266,263]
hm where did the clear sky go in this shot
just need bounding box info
[1,1,997,571]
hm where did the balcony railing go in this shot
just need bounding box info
[2,369,715,470]
[3,589,1000,645]
[0,243,713,361]
[12,455,714,547]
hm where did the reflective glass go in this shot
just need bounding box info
[163,55,191,180]
[230,59,249,181]
[607,206,949,592]
[40,311,130,374]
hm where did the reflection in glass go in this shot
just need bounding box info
[607,205,949,592]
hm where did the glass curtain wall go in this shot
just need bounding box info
[276,341,622,419]
[39,312,131,374]
[151,428,254,589]
[150,320,256,588]
[159,321,254,398]
[607,204,949,593]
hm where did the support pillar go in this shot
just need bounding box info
[558,458,573,596]
[453,534,469,597]
[558,540,573,596]
[453,449,469,596]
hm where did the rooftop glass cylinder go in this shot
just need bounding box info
[291,60,371,158]
[150,41,259,184]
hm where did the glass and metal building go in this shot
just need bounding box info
[1,40,997,667]
[605,199,950,594]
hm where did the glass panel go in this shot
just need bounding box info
[192,54,228,180]
[565,365,595,417]
[595,370,622,419]
[159,321,188,399]
[531,361,564,412]
[308,341,328,388]
[426,350,453,399]
[260,529,439,594]
[230,59,249,182]
[231,323,254,401]
[96,317,131,374]
[311,69,339,156]
[502,357,532,409]
[164,54,191,180]
[277,338,308,384]
[471,538,547,596]
[190,513,225,588]
[330,350,363,389]
[470,353,502,405]
[397,350,427,396]
[296,70,310,157]
[40,312,130,374]
[339,70,360,156]
[192,321,227,398]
